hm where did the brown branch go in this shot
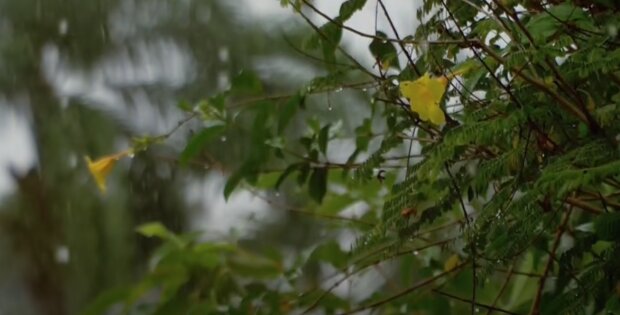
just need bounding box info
[228,81,377,109]
[250,189,374,226]
[473,42,589,125]
[489,0,600,133]
[338,262,468,315]
[377,0,420,76]
[528,206,572,315]
[432,289,520,315]
[297,8,379,79]
[487,263,515,315]
[565,197,603,215]
[495,268,544,278]
[300,0,472,47]
[301,237,457,314]
[445,162,478,314]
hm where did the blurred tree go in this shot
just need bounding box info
[0,0,310,314]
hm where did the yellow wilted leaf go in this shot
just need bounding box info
[85,150,131,193]
[399,73,448,126]
[444,254,461,272]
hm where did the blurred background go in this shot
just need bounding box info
[0,1,416,314]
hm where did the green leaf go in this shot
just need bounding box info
[304,20,343,67]
[525,3,592,43]
[308,241,348,269]
[224,169,245,200]
[136,222,185,248]
[319,21,343,67]
[297,162,311,185]
[179,125,226,166]
[82,287,131,315]
[594,212,620,241]
[338,0,367,21]
[275,163,302,189]
[278,93,305,133]
[223,159,263,200]
[177,100,193,112]
[318,124,330,155]
[297,290,349,310]
[459,58,495,94]
[231,70,263,95]
[227,250,281,279]
[137,222,171,238]
[316,193,355,216]
[369,31,400,69]
[264,136,285,150]
[189,248,223,269]
[309,167,328,203]
[354,118,372,151]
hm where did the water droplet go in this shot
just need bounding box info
[58,19,68,36]
[328,104,333,111]
[128,153,135,158]
[413,250,419,255]
[608,24,618,38]
[68,154,77,168]
[218,47,229,62]
[475,307,480,313]
[55,245,70,264]
[420,40,429,53]
[382,39,388,44]
[392,78,400,86]
[362,88,367,92]
[220,136,227,142]
[275,192,280,197]
[335,86,343,92]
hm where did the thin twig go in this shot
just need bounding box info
[487,263,515,315]
[251,190,374,226]
[432,289,519,315]
[445,162,477,314]
[528,206,572,315]
[337,262,468,315]
[297,8,379,79]
[300,0,472,47]
[377,0,421,76]
[301,237,457,314]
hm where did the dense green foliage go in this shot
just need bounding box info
[63,0,620,314]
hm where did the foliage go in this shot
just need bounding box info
[86,0,620,314]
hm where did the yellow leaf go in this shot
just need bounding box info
[85,150,131,193]
[444,254,461,272]
[399,73,448,126]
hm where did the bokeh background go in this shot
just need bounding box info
[0,1,417,314]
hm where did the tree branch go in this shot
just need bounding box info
[528,206,572,315]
